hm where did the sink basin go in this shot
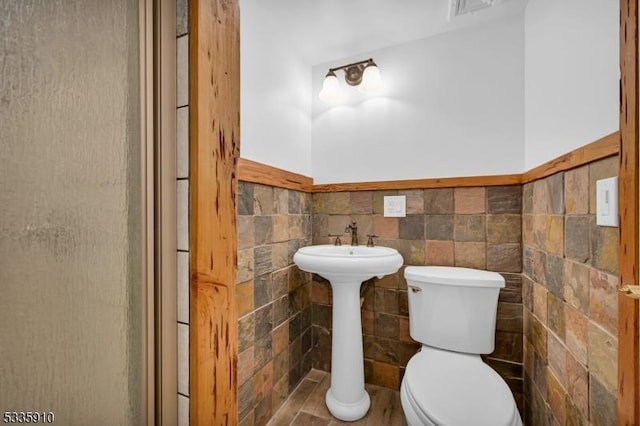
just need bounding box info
[293,244,403,282]
[293,244,403,421]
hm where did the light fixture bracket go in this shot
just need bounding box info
[329,58,375,87]
[319,58,382,101]
[344,64,366,86]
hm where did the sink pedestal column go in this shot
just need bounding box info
[292,244,403,421]
[325,279,370,421]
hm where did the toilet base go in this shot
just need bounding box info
[325,387,370,421]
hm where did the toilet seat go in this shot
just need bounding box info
[402,346,521,426]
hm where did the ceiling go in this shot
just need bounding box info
[241,0,528,65]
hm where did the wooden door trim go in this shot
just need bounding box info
[619,0,639,424]
[189,0,240,423]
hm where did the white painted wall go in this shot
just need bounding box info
[311,17,525,184]
[240,0,618,182]
[524,0,619,170]
[240,0,312,176]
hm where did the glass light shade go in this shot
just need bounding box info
[358,64,383,95]
[319,72,341,102]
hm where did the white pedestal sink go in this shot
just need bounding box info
[293,244,403,421]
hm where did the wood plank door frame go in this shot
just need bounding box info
[619,0,640,425]
[189,0,240,423]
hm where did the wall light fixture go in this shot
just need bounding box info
[319,58,383,102]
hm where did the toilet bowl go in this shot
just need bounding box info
[400,346,521,426]
[401,266,522,426]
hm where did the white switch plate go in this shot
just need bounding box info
[384,196,406,217]
[596,176,618,227]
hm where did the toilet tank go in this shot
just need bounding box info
[404,266,505,354]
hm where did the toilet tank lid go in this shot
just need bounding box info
[404,266,505,288]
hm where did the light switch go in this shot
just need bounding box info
[384,196,406,217]
[596,177,618,227]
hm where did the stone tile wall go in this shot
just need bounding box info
[236,182,313,426]
[310,186,525,409]
[522,156,619,425]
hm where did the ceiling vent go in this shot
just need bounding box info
[448,0,501,20]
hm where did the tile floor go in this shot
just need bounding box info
[267,369,407,425]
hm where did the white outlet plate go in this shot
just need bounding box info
[596,176,618,227]
[384,196,406,217]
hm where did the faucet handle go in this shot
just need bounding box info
[328,234,343,246]
[366,234,379,247]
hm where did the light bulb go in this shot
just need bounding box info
[358,63,383,95]
[318,71,341,102]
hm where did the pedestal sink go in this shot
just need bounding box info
[293,244,403,421]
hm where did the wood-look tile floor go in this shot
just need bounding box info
[267,369,407,426]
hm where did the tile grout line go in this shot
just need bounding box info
[287,380,321,426]
[269,378,322,425]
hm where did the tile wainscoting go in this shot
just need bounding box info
[237,182,314,425]
[233,133,620,426]
[522,155,619,425]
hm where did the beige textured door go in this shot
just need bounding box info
[0,1,149,424]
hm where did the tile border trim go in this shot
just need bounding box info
[521,132,620,183]
[237,131,619,192]
[238,158,314,192]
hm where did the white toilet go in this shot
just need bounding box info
[401,266,522,426]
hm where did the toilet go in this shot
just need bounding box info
[401,266,522,426]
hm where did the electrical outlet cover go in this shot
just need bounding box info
[384,196,406,217]
[596,176,618,227]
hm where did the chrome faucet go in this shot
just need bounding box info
[345,221,358,246]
